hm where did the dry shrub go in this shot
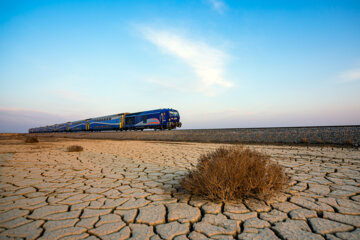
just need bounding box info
[67,145,83,152]
[25,136,39,143]
[181,147,289,201]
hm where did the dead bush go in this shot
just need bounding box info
[67,145,83,152]
[25,136,39,143]
[180,147,289,201]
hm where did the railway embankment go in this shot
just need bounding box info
[33,125,360,146]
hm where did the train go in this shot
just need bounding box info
[29,108,182,133]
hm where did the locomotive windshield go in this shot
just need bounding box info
[169,111,179,117]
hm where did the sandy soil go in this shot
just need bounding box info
[0,137,359,239]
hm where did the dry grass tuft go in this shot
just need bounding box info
[67,145,84,152]
[180,147,289,201]
[25,136,39,143]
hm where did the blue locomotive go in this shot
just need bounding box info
[29,108,182,133]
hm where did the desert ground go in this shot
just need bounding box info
[0,136,359,240]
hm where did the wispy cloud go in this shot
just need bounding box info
[140,27,233,94]
[339,67,360,82]
[207,0,227,14]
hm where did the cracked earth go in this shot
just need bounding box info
[0,137,359,240]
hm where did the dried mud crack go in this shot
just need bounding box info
[0,138,359,239]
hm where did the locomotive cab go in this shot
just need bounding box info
[167,109,182,129]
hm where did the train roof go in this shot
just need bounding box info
[90,112,126,120]
[126,108,177,117]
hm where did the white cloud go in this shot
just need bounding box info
[339,68,360,82]
[141,28,233,94]
[207,0,226,14]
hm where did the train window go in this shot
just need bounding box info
[170,111,178,117]
[125,117,135,125]
[143,116,147,123]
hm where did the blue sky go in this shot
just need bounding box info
[0,0,360,132]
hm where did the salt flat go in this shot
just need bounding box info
[0,137,359,240]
